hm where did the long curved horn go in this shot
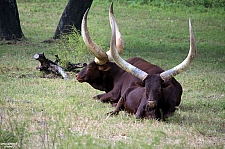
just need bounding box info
[81,8,108,65]
[107,2,124,58]
[110,9,148,81]
[81,5,124,65]
[160,19,197,81]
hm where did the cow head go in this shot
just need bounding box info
[109,3,196,120]
[133,75,166,120]
[144,75,163,107]
[76,5,124,91]
[141,74,181,120]
[76,61,111,83]
[76,61,116,92]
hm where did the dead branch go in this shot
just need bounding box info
[34,53,69,80]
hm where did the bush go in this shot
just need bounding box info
[55,28,92,68]
[117,0,225,8]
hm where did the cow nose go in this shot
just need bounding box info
[148,101,156,108]
[76,73,80,79]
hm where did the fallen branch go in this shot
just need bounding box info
[66,62,87,72]
[34,53,69,80]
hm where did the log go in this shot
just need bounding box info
[34,53,69,80]
[66,62,87,72]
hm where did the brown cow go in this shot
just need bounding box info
[76,56,164,103]
[107,76,182,120]
[107,5,196,120]
[76,4,164,103]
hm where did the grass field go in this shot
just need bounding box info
[0,0,224,148]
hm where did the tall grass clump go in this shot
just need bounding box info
[54,28,92,68]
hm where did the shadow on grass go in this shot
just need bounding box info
[168,100,225,136]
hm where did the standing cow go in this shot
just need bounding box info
[107,5,196,120]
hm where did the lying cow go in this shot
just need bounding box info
[107,76,182,120]
[76,4,163,104]
[107,81,157,119]
[107,7,196,120]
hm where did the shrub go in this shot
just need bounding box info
[55,28,92,68]
[117,0,225,7]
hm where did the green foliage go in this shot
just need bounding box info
[117,0,225,7]
[117,0,150,5]
[19,0,61,2]
[55,28,92,68]
[0,129,18,143]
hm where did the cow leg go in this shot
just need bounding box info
[136,103,145,119]
[162,107,176,121]
[107,97,125,116]
[93,92,113,102]
[95,91,120,104]
[163,112,174,121]
[162,100,176,121]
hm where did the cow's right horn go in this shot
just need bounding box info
[107,2,124,57]
[81,8,108,65]
[160,19,196,81]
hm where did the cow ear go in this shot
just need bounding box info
[98,65,111,71]
[162,81,173,88]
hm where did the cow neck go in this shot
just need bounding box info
[109,62,126,81]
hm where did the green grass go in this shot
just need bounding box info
[0,0,225,148]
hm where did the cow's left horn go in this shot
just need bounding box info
[81,8,108,65]
[160,19,197,81]
[81,5,124,65]
[110,6,148,81]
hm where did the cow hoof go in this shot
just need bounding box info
[92,95,100,100]
[106,111,113,116]
[111,103,117,107]
[106,111,118,116]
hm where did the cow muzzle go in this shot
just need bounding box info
[76,73,84,82]
[147,101,156,109]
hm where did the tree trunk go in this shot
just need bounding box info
[0,0,24,40]
[53,0,93,39]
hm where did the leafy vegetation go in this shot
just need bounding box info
[0,0,224,148]
[54,28,92,68]
[116,0,225,8]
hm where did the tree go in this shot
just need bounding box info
[53,0,93,39]
[0,0,93,42]
[0,0,24,41]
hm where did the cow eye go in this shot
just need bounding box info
[87,66,96,71]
